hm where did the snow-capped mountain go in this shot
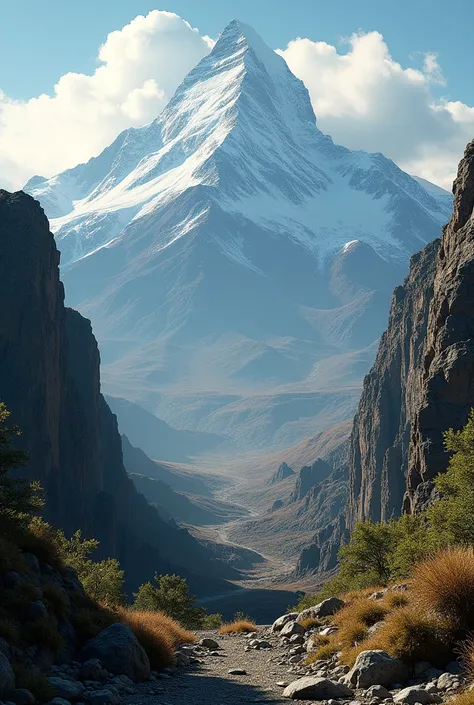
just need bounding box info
[26,20,452,452]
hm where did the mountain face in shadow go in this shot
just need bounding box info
[0,190,236,596]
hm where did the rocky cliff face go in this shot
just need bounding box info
[347,138,474,528]
[0,190,233,594]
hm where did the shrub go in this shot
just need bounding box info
[377,607,451,664]
[0,403,43,538]
[334,598,388,629]
[13,665,55,703]
[42,582,69,617]
[201,612,223,629]
[299,617,322,630]
[219,620,257,634]
[338,521,395,587]
[118,609,195,669]
[133,574,205,629]
[412,547,474,632]
[448,692,474,705]
[0,537,25,572]
[23,618,65,654]
[19,517,63,567]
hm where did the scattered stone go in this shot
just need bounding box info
[228,669,247,676]
[86,689,120,705]
[414,662,432,678]
[79,661,108,683]
[199,638,219,650]
[272,614,299,633]
[290,635,305,644]
[283,676,353,700]
[437,673,461,691]
[446,661,463,676]
[48,699,71,705]
[297,597,345,622]
[81,624,150,682]
[277,682,290,687]
[320,626,338,636]
[289,655,302,664]
[47,678,84,702]
[365,685,392,700]
[174,652,190,667]
[9,690,35,705]
[393,686,442,704]
[345,651,409,689]
[28,600,48,621]
[281,622,306,638]
[0,654,15,699]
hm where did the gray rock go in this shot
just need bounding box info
[78,661,108,683]
[297,598,345,622]
[393,686,441,704]
[423,668,443,682]
[199,638,219,650]
[283,676,353,700]
[281,621,306,638]
[48,699,72,705]
[437,673,461,691]
[23,553,40,574]
[47,679,84,702]
[174,652,190,667]
[228,669,246,675]
[0,654,15,699]
[81,624,150,682]
[86,690,120,705]
[0,641,9,659]
[9,691,35,705]
[414,662,432,678]
[272,614,299,633]
[290,635,305,644]
[446,661,462,676]
[289,655,303,664]
[365,685,392,700]
[345,651,409,689]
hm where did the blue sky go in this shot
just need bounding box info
[2,0,473,104]
[0,1,473,191]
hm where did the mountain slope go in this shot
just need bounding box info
[26,20,451,452]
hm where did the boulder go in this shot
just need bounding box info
[437,673,461,691]
[281,621,306,637]
[297,597,345,622]
[49,699,72,705]
[272,613,299,633]
[283,676,353,700]
[365,685,392,700]
[199,638,219,650]
[47,678,84,702]
[78,660,108,683]
[345,651,409,689]
[9,689,35,705]
[28,600,48,620]
[0,654,15,698]
[80,624,150,682]
[393,686,441,704]
[86,689,120,705]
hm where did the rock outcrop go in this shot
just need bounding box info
[346,138,474,526]
[268,462,295,485]
[0,190,233,594]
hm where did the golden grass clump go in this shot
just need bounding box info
[384,592,410,609]
[219,619,257,634]
[118,609,196,669]
[374,607,451,664]
[307,642,339,662]
[299,616,322,630]
[440,690,474,705]
[412,547,474,631]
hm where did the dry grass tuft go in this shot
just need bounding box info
[442,689,474,705]
[412,547,474,631]
[376,607,451,664]
[13,665,56,703]
[219,619,257,634]
[307,642,339,662]
[384,591,410,609]
[118,609,196,669]
[299,617,322,630]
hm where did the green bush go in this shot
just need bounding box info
[133,573,208,629]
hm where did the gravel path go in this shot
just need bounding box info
[124,628,299,705]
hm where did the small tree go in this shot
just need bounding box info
[338,520,395,587]
[58,529,125,607]
[133,573,206,628]
[0,402,43,536]
[428,410,474,545]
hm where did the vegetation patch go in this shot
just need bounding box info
[13,665,55,703]
[219,619,257,634]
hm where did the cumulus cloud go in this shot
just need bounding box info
[0,11,212,190]
[1,17,473,191]
[278,32,474,189]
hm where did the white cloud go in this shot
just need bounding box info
[278,31,474,189]
[0,11,212,190]
[1,17,473,192]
